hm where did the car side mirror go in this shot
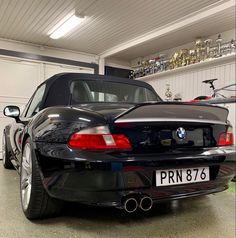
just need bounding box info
[4,106,20,120]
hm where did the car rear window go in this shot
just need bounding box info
[70,80,159,104]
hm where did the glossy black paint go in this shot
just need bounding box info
[3,73,236,208]
[35,142,235,206]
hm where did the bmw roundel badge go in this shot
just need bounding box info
[176,127,186,140]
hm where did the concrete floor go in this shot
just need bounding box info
[0,164,235,238]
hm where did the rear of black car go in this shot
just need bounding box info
[110,104,235,204]
[37,102,236,212]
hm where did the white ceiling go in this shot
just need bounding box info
[0,0,235,61]
[112,7,236,60]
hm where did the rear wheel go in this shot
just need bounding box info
[20,138,63,219]
[2,133,14,169]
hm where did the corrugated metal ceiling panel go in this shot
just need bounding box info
[0,0,225,55]
[112,7,236,60]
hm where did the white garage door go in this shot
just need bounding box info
[0,58,94,159]
[0,59,41,159]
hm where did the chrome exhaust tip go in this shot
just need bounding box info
[123,197,138,213]
[139,196,153,212]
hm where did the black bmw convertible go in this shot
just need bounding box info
[2,73,236,219]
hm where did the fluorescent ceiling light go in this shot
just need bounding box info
[50,14,85,39]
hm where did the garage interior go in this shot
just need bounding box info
[0,0,235,237]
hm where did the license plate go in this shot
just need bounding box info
[156,167,210,186]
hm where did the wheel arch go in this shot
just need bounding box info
[21,133,30,150]
[20,135,45,184]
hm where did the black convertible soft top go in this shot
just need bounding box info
[39,73,160,109]
[43,73,156,90]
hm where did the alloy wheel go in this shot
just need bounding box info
[21,143,32,211]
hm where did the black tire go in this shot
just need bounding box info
[2,133,14,169]
[20,137,63,219]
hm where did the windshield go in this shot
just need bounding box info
[70,80,159,104]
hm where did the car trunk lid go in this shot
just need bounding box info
[114,103,228,125]
[111,103,229,153]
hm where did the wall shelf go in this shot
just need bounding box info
[137,53,236,81]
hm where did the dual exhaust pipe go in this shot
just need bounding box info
[123,195,153,213]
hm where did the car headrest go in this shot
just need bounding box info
[72,82,94,102]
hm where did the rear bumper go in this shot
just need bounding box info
[35,143,236,207]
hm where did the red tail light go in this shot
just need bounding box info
[68,126,132,150]
[218,127,234,146]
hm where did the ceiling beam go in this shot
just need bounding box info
[100,0,235,58]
